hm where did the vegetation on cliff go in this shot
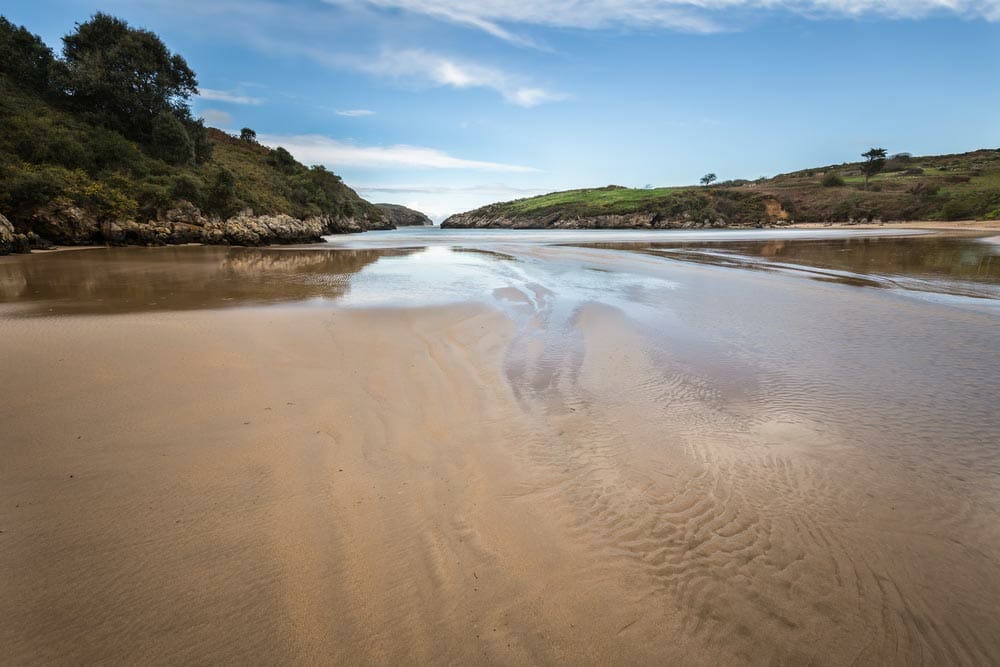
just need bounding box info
[0,14,385,249]
[443,150,1000,228]
[375,203,433,226]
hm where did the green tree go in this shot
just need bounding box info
[0,17,56,93]
[57,13,197,140]
[240,127,257,143]
[183,115,212,164]
[204,166,240,218]
[700,173,717,186]
[267,147,298,174]
[149,111,194,165]
[861,148,887,191]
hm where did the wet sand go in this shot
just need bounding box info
[788,219,1000,232]
[3,231,1000,663]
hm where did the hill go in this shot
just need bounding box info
[442,150,1000,229]
[375,203,433,226]
[0,14,388,255]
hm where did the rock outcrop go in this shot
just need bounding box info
[1,201,392,253]
[375,203,433,227]
[0,214,31,255]
[441,211,745,230]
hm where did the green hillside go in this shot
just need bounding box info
[0,14,385,250]
[443,150,1000,228]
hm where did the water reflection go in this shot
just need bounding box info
[2,232,999,316]
[0,246,417,315]
[585,235,1000,299]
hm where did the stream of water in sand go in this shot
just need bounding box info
[3,227,999,663]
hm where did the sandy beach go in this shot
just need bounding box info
[3,230,999,663]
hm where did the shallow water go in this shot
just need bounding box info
[1,227,997,315]
[3,227,1000,662]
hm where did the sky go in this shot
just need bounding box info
[4,0,1000,221]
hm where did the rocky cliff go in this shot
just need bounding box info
[1,201,391,253]
[376,204,433,226]
[441,211,756,230]
[0,214,32,255]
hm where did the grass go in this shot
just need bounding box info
[449,150,1000,227]
[0,74,381,226]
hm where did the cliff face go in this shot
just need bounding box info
[441,211,756,230]
[376,204,433,226]
[440,188,792,230]
[1,201,391,253]
[0,214,31,255]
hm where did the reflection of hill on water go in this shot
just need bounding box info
[0,246,419,315]
[583,236,1000,284]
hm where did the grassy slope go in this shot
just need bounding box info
[450,150,1000,225]
[0,74,382,226]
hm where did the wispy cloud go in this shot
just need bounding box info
[336,109,376,117]
[199,109,233,127]
[258,134,540,172]
[342,0,1000,42]
[197,88,265,105]
[345,49,567,107]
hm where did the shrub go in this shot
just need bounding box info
[204,166,240,218]
[941,198,973,221]
[79,181,137,220]
[168,173,203,204]
[135,182,172,218]
[821,173,845,187]
[267,147,298,174]
[150,112,194,165]
[0,164,79,213]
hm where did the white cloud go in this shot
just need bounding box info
[350,49,567,107]
[199,109,234,127]
[336,109,376,116]
[197,88,265,105]
[342,0,1000,40]
[258,134,540,172]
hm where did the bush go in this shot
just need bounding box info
[168,173,203,204]
[150,112,194,165]
[204,166,240,218]
[941,198,973,221]
[79,181,137,220]
[0,164,80,213]
[821,173,845,187]
[135,182,172,218]
[267,147,298,174]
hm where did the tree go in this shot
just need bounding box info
[700,173,717,186]
[149,111,194,165]
[861,148,887,191]
[183,115,212,164]
[240,127,257,143]
[0,17,56,94]
[205,166,240,218]
[58,13,198,140]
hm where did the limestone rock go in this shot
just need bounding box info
[375,203,432,227]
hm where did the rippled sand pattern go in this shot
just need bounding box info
[2,231,999,663]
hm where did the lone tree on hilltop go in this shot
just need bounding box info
[700,173,717,186]
[240,127,257,143]
[861,148,887,191]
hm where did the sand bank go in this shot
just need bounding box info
[3,238,999,663]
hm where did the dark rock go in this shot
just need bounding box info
[375,203,433,227]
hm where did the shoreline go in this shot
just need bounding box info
[786,219,1000,232]
[13,219,1000,255]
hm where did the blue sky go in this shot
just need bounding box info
[5,0,1000,220]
